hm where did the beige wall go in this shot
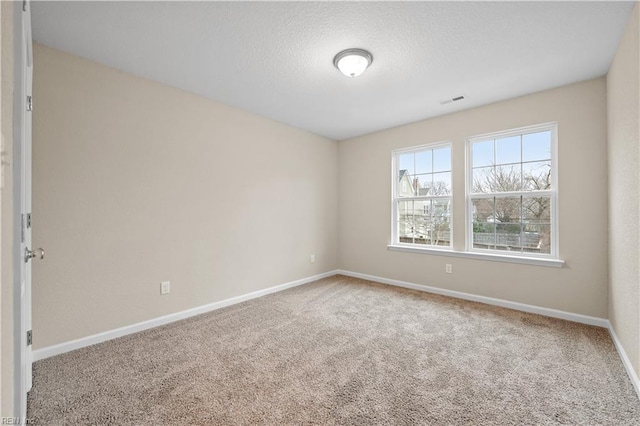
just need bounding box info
[1,0,14,416]
[607,3,640,378]
[339,78,608,318]
[31,44,338,349]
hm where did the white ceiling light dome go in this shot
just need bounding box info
[333,48,373,77]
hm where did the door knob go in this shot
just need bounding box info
[25,247,44,263]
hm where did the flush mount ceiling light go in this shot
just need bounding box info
[333,48,373,77]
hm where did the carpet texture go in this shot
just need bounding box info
[28,275,640,425]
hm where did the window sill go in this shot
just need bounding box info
[386,245,565,268]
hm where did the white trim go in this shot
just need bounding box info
[393,140,452,154]
[337,269,606,327]
[14,1,32,419]
[387,244,565,267]
[467,121,559,143]
[469,190,554,199]
[607,322,640,399]
[32,270,338,361]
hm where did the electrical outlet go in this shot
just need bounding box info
[160,281,170,295]
[445,264,452,274]
[310,254,315,263]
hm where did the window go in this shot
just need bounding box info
[393,143,452,248]
[467,123,557,257]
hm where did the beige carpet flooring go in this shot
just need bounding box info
[28,275,640,425]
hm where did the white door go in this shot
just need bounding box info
[18,0,37,415]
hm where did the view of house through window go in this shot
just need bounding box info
[468,124,556,256]
[393,144,452,247]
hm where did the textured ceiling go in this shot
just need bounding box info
[32,1,634,140]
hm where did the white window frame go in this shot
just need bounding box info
[391,141,453,249]
[466,122,559,259]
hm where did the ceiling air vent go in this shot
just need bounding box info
[440,95,465,105]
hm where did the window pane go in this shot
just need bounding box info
[495,225,522,252]
[398,153,414,176]
[431,172,451,195]
[398,200,414,243]
[473,222,496,250]
[474,165,521,193]
[432,199,451,246]
[524,224,551,254]
[495,164,522,191]
[472,140,494,167]
[523,131,551,162]
[398,200,413,216]
[522,196,551,223]
[494,196,521,225]
[414,200,431,245]
[433,147,451,172]
[495,198,522,253]
[432,198,450,217]
[414,174,432,195]
[398,171,416,197]
[472,166,494,193]
[496,135,521,165]
[472,197,494,222]
[522,161,551,191]
[415,150,432,174]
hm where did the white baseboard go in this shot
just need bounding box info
[336,270,609,328]
[607,322,640,399]
[32,270,338,361]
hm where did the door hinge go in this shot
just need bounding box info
[26,330,32,346]
[27,96,32,112]
[27,213,32,228]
